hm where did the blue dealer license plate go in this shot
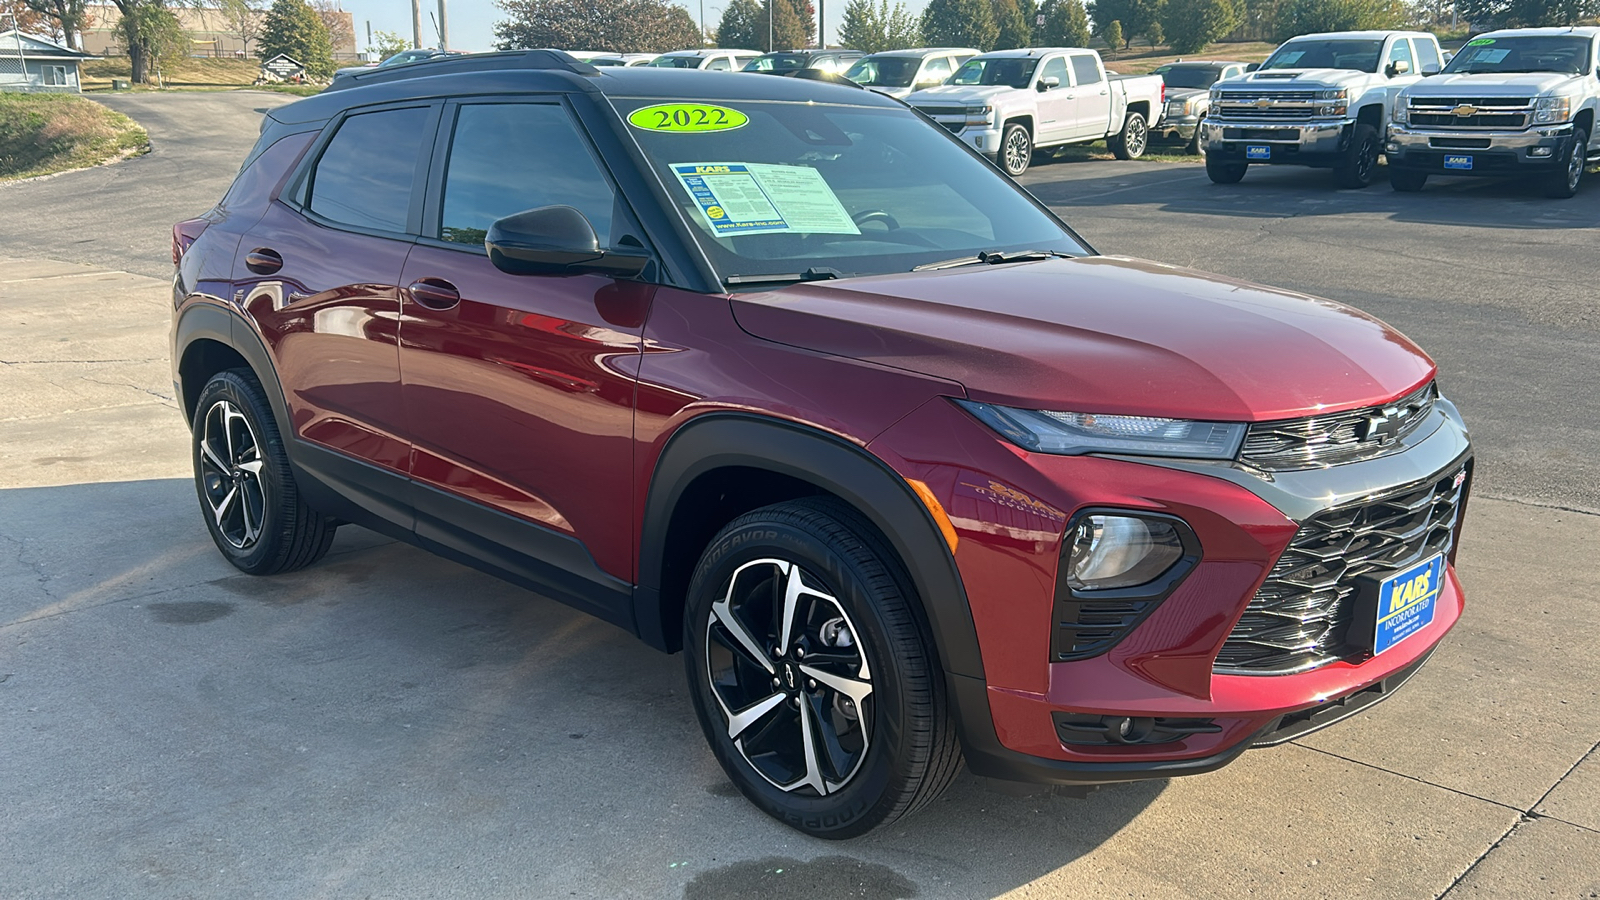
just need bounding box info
[1372,555,1444,655]
[1443,155,1474,170]
[1246,145,1271,160]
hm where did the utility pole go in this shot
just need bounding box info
[818,0,823,48]
[411,0,423,49]
[437,0,449,50]
[767,0,772,51]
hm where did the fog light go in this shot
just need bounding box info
[1066,515,1184,591]
[1530,146,1553,157]
[975,136,984,149]
[1386,141,1399,152]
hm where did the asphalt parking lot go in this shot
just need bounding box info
[1,92,1596,899]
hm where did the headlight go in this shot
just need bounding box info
[1392,99,1409,125]
[1535,95,1574,123]
[1167,98,1191,115]
[964,104,994,126]
[1066,514,1186,590]
[956,400,1246,459]
[1209,88,1222,103]
[1317,88,1350,117]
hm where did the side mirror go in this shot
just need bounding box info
[1387,59,1411,77]
[1422,63,1440,75]
[1245,62,1260,73]
[1037,76,1060,91]
[485,206,650,278]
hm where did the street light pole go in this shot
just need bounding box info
[411,0,422,49]
[437,0,449,49]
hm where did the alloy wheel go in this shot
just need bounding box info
[705,558,874,796]
[1356,135,1377,182]
[1003,129,1031,175]
[1565,143,1584,192]
[198,399,267,550]
[1126,117,1148,157]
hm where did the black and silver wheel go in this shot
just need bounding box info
[1389,169,1427,192]
[1109,111,1148,160]
[1334,123,1380,189]
[684,498,960,838]
[192,370,337,575]
[1206,155,1248,184]
[1544,127,1588,199]
[1000,122,1032,176]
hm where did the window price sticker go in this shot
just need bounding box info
[670,162,860,237]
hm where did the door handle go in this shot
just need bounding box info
[407,277,460,310]
[1099,89,1109,95]
[244,248,283,275]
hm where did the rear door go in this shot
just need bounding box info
[397,96,652,617]
[1068,53,1112,139]
[235,102,436,518]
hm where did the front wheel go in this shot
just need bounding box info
[1109,111,1149,160]
[1389,169,1428,192]
[1334,123,1381,189]
[999,122,1032,176]
[683,498,961,838]
[1543,127,1588,199]
[1206,156,1248,184]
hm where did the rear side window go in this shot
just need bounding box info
[306,106,429,232]
[1070,54,1101,85]
[438,103,616,246]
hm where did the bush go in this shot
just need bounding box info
[0,94,149,181]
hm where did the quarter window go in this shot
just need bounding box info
[307,106,429,233]
[438,103,616,247]
[1070,54,1102,86]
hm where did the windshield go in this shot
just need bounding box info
[1159,64,1228,89]
[845,56,921,87]
[647,55,702,68]
[745,54,809,72]
[1261,39,1383,73]
[950,57,1038,89]
[615,98,1085,285]
[1443,36,1593,75]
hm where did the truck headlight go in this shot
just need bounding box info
[1167,98,1191,116]
[964,104,994,126]
[1066,514,1186,591]
[1392,100,1409,125]
[956,401,1247,459]
[1318,88,1350,117]
[1535,95,1574,123]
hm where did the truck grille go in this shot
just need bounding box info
[1411,111,1528,128]
[1407,97,1532,130]
[1239,382,1437,471]
[1216,90,1319,101]
[1214,464,1467,675]
[914,105,966,117]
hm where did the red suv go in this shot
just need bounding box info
[172,51,1473,838]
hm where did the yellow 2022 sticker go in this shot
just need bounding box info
[628,103,748,133]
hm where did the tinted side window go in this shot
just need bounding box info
[439,103,616,246]
[1039,57,1068,87]
[1415,39,1441,72]
[308,106,429,232]
[922,55,952,81]
[706,56,731,71]
[1070,54,1101,85]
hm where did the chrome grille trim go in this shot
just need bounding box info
[1239,382,1437,471]
[1214,464,1467,675]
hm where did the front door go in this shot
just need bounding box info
[1033,56,1074,144]
[397,99,651,614]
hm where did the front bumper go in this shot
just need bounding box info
[1385,124,1575,175]
[870,392,1472,786]
[1157,112,1203,139]
[1202,118,1352,167]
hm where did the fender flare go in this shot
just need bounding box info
[634,412,985,680]
[173,301,292,433]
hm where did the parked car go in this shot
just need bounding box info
[1386,26,1600,198]
[843,47,978,99]
[1152,60,1251,153]
[1201,31,1443,187]
[172,50,1472,839]
[331,48,462,82]
[646,49,762,71]
[742,49,864,76]
[906,48,1166,175]
[590,53,660,67]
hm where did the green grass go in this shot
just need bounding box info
[0,93,150,181]
[80,56,262,89]
[1039,139,1202,166]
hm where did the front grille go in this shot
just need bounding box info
[914,105,966,117]
[1410,111,1528,128]
[1215,465,1468,675]
[1240,382,1436,471]
[1216,90,1319,101]
[1430,137,1492,150]
[1411,96,1531,108]
[1215,105,1317,120]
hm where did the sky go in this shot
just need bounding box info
[332,0,936,55]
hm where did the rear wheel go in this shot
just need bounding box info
[1109,111,1149,160]
[999,123,1032,176]
[1543,127,1588,199]
[1334,123,1381,189]
[1206,156,1248,184]
[683,498,961,838]
[1389,169,1428,192]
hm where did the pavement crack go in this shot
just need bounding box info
[1291,743,1522,814]
[1436,816,1525,899]
[1476,492,1600,518]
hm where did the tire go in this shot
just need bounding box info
[1206,155,1248,184]
[999,122,1032,176]
[1186,123,1203,156]
[683,497,961,839]
[1389,169,1428,192]
[1543,127,1588,199]
[1334,123,1381,189]
[1109,111,1149,160]
[192,369,337,575]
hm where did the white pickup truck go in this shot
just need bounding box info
[1201,30,1444,187]
[1387,27,1600,198]
[906,48,1166,176]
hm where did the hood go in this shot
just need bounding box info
[730,256,1434,422]
[907,84,1016,104]
[866,84,915,99]
[1164,86,1210,102]
[1405,71,1580,96]
[1225,68,1373,90]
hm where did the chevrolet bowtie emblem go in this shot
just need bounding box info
[1255,98,1273,108]
[1452,104,1479,116]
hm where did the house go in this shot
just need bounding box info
[0,30,101,93]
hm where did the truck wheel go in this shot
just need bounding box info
[1109,111,1149,160]
[1206,156,1248,184]
[1334,123,1380,189]
[192,370,337,575]
[1544,126,1588,199]
[1186,121,1204,155]
[683,497,961,839]
[1389,170,1427,192]
[1000,123,1032,176]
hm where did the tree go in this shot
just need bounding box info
[217,0,262,57]
[1273,0,1404,39]
[714,0,807,50]
[119,1,186,80]
[1090,0,1162,46]
[1143,18,1161,45]
[259,0,334,78]
[494,0,702,52]
[1101,17,1122,53]
[921,0,998,50]
[838,0,920,52]
[16,0,90,50]
[368,28,408,60]
[309,0,348,53]
[1455,0,1597,26]
[992,0,1033,49]
[1159,0,1237,53]
[1038,0,1091,47]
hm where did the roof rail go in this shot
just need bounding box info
[325,49,599,93]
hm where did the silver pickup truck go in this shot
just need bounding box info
[1387,27,1600,198]
[907,48,1166,175]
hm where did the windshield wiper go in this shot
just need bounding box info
[723,266,845,287]
[911,249,1073,272]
